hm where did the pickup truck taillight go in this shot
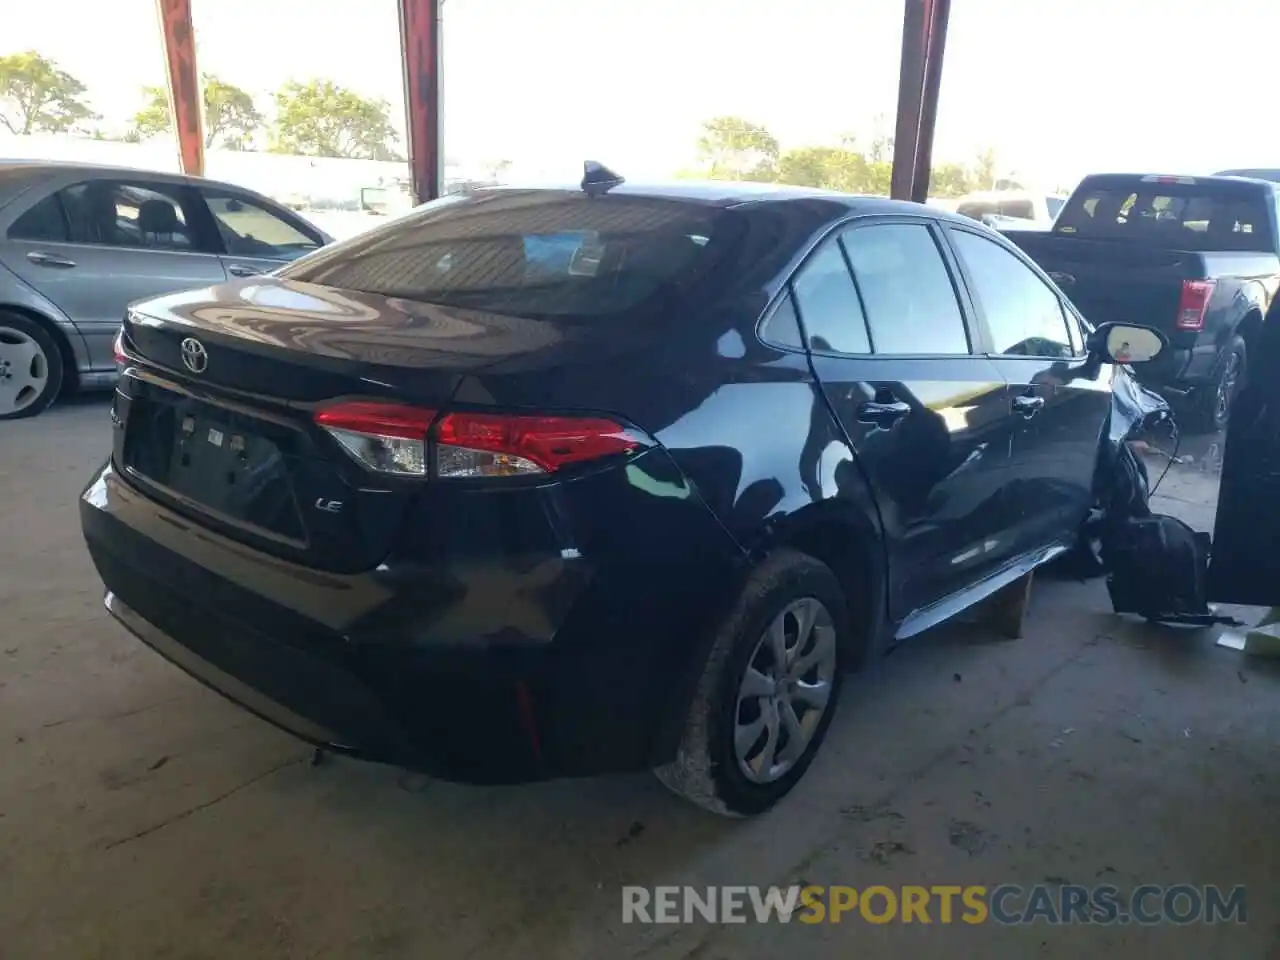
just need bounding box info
[1176,279,1216,331]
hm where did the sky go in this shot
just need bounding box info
[6,0,1279,189]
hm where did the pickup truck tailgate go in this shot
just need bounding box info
[1002,232,1201,333]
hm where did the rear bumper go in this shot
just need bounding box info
[86,486,554,782]
[1131,341,1221,393]
[105,590,370,754]
[81,457,742,783]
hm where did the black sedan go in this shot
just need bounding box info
[82,171,1166,816]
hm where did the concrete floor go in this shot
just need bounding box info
[3,397,1280,959]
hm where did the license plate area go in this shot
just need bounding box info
[124,393,307,545]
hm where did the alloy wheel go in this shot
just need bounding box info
[0,326,50,416]
[734,597,838,784]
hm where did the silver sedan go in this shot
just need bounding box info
[0,160,332,419]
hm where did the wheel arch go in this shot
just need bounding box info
[746,501,888,669]
[647,497,889,767]
[1237,306,1264,364]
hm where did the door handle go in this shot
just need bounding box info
[227,264,262,277]
[26,251,76,268]
[857,398,912,426]
[1012,394,1046,418]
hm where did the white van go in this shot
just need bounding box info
[955,190,1067,229]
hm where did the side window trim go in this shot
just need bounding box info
[6,189,72,243]
[758,290,805,351]
[943,223,1081,359]
[201,188,326,260]
[834,233,876,353]
[756,213,983,358]
[174,183,226,255]
[837,216,979,357]
[789,235,873,356]
[755,213,876,354]
[22,178,223,256]
[1063,301,1086,355]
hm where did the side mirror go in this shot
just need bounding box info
[1090,322,1167,364]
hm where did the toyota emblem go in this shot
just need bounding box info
[180,337,208,374]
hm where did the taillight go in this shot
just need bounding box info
[314,402,644,479]
[315,402,437,476]
[1176,279,1216,331]
[434,412,642,478]
[113,329,127,367]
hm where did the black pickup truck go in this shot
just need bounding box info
[1005,173,1280,431]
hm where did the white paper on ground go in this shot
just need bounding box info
[1217,622,1280,657]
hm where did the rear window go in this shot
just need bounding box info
[997,199,1034,219]
[1054,178,1274,251]
[278,190,733,319]
[1216,169,1280,183]
[958,197,1043,222]
[957,201,997,221]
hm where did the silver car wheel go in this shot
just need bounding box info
[734,597,837,784]
[0,325,50,416]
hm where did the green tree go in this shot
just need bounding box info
[204,76,263,149]
[859,157,893,196]
[132,86,171,140]
[926,149,1005,198]
[133,75,264,149]
[776,146,848,188]
[689,118,1012,200]
[695,116,780,181]
[777,146,869,193]
[271,79,401,160]
[929,162,976,198]
[0,51,95,135]
[86,126,142,144]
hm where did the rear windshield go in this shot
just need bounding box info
[278,190,734,319]
[957,201,997,221]
[958,198,1038,221]
[998,199,1034,219]
[1054,178,1274,251]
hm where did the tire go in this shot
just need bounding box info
[654,549,850,817]
[0,311,63,420]
[1184,335,1245,434]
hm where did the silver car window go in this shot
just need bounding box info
[59,180,196,252]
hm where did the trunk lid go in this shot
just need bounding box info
[116,275,673,574]
[122,277,596,405]
[117,277,623,574]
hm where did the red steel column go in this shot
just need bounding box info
[910,0,950,203]
[890,0,949,202]
[889,0,929,200]
[156,0,204,176]
[400,0,443,204]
